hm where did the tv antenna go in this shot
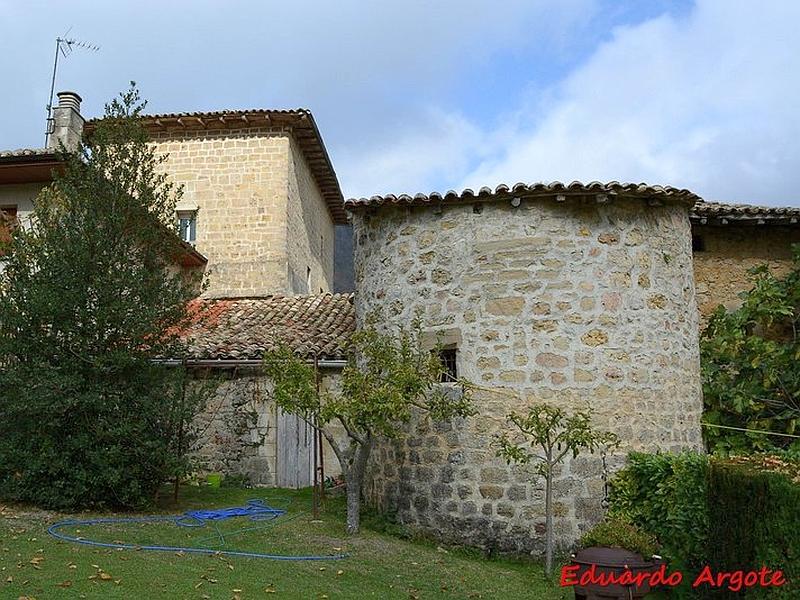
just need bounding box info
[45,29,100,146]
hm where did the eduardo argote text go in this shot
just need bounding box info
[561,563,786,593]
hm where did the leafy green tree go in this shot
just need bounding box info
[0,85,203,509]
[494,404,619,575]
[263,316,474,534]
[702,248,800,455]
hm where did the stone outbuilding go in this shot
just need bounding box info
[346,181,705,553]
[178,292,354,487]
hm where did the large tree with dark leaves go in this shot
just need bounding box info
[702,249,800,455]
[0,85,203,509]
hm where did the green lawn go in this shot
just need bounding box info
[0,485,572,599]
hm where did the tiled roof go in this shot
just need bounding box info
[0,148,57,160]
[691,201,800,223]
[182,293,355,361]
[85,108,346,224]
[345,181,701,211]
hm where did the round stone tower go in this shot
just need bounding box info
[346,182,703,554]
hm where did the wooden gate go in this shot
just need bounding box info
[276,409,314,488]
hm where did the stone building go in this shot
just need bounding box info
[690,202,800,321]
[345,183,705,552]
[4,90,800,552]
[84,108,348,298]
[179,293,354,487]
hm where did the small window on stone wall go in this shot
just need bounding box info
[178,210,197,245]
[692,235,705,252]
[437,348,458,382]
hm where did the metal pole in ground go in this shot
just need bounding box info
[315,356,326,506]
[312,354,320,519]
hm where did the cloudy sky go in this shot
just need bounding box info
[1,0,798,205]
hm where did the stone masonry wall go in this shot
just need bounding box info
[286,136,335,294]
[152,127,292,298]
[692,224,800,323]
[191,368,344,486]
[352,197,703,554]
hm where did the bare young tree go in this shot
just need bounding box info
[494,404,619,575]
[263,316,474,534]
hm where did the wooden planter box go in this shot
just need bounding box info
[571,547,663,600]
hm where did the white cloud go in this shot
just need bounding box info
[5,1,798,206]
[459,0,800,205]
[337,108,486,198]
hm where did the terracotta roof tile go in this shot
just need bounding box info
[345,181,701,211]
[691,201,800,223]
[0,148,55,159]
[182,293,355,360]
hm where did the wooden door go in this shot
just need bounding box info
[276,409,314,488]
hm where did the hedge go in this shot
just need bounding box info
[707,460,800,599]
[608,452,800,598]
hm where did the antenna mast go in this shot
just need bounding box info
[45,32,100,146]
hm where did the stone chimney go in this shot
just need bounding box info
[47,91,84,150]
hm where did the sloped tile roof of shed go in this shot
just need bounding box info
[345,181,701,211]
[183,293,355,360]
[691,201,800,223]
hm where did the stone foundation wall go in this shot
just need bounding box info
[352,197,704,553]
[692,224,800,323]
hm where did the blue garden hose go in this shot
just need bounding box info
[47,498,348,561]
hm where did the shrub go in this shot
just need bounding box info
[608,451,709,565]
[609,452,800,598]
[701,248,800,455]
[0,86,204,510]
[580,516,660,558]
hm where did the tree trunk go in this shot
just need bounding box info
[345,438,372,535]
[544,469,554,576]
[345,470,362,534]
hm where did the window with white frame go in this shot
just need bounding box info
[177,211,197,244]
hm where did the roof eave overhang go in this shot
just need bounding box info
[0,154,63,185]
[691,214,800,226]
